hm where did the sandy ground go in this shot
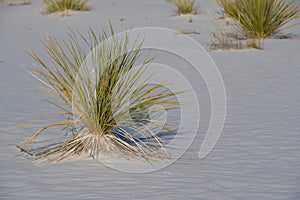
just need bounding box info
[1,0,300,199]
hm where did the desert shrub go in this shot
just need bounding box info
[18,25,180,162]
[43,0,90,16]
[217,0,299,38]
[172,0,197,15]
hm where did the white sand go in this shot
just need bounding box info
[1,0,300,199]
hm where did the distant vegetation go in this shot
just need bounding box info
[43,0,90,16]
[217,0,299,38]
[172,0,197,15]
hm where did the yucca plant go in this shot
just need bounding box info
[43,0,90,16]
[172,0,197,15]
[217,0,299,38]
[18,25,180,162]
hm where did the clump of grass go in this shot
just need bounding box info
[172,0,197,15]
[210,20,263,50]
[18,25,180,162]
[217,0,299,38]
[43,0,90,16]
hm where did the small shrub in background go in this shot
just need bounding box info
[172,0,197,15]
[217,0,299,38]
[43,0,90,17]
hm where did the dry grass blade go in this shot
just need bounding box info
[19,24,181,162]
